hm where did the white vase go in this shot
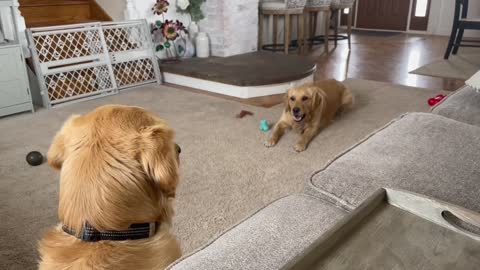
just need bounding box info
[188,21,199,39]
[155,49,167,59]
[174,38,186,58]
[195,32,210,58]
[183,37,195,58]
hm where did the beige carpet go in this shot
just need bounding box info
[0,79,446,269]
[410,49,480,80]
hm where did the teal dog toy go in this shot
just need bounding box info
[260,120,270,132]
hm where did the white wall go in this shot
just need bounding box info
[134,0,259,57]
[208,0,259,57]
[134,0,191,24]
[96,0,126,21]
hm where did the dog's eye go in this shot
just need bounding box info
[302,96,308,101]
[175,143,181,154]
[290,96,295,101]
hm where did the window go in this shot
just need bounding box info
[415,0,428,17]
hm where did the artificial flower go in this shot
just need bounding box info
[152,0,169,15]
[161,20,180,40]
[175,20,187,33]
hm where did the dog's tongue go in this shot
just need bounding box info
[293,115,302,122]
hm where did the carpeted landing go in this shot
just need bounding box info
[0,79,447,269]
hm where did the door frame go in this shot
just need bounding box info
[349,0,432,33]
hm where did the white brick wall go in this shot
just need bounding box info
[133,0,259,57]
[200,0,259,57]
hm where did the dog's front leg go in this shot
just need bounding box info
[265,121,289,147]
[294,126,319,152]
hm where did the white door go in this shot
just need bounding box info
[0,46,29,108]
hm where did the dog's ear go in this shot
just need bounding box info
[139,123,179,198]
[47,115,80,170]
[311,89,326,113]
[284,92,291,112]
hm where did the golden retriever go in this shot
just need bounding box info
[38,105,182,270]
[265,79,353,152]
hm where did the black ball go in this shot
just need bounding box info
[26,151,44,166]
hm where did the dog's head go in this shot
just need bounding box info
[284,85,325,123]
[48,105,180,232]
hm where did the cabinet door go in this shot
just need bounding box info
[0,46,29,108]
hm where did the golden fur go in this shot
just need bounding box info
[38,105,182,270]
[265,79,353,152]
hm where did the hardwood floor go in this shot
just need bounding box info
[171,33,465,108]
[311,33,464,91]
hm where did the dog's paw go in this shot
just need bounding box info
[294,144,307,152]
[264,139,277,148]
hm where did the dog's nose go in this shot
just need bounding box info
[292,107,300,114]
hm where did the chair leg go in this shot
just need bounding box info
[298,13,304,54]
[452,27,464,55]
[304,12,310,50]
[324,10,330,53]
[284,14,290,54]
[273,15,278,47]
[258,13,264,50]
[347,8,352,50]
[313,11,318,37]
[290,14,294,44]
[309,12,315,50]
[334,10,339,48]
[444,23,458,59]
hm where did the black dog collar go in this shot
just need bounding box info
[62,222,158,242]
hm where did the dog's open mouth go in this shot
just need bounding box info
[292,114,305,122]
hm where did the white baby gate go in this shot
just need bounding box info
[27,20,161,108]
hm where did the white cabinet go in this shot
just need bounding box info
[0,0,32,117]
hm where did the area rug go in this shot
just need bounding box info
[410,51,480,80]
[0,79,446,269]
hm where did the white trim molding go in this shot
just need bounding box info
[162,72,315,99]
[13,0,29,57]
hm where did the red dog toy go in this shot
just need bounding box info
[428,94,446,107]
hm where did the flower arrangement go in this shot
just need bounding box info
[176,0,206,23]
[151,0,189,59]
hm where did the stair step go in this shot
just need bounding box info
[19,0,90,7]
[28,19,98,28]
[19,0,111,28]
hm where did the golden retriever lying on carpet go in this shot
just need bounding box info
[265,79,353,152]
[38,105,182,270]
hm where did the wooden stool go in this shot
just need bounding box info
[304,6,331,52]
[331,0,355,49]
[259,1,307,54]
[304,0,331,52]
